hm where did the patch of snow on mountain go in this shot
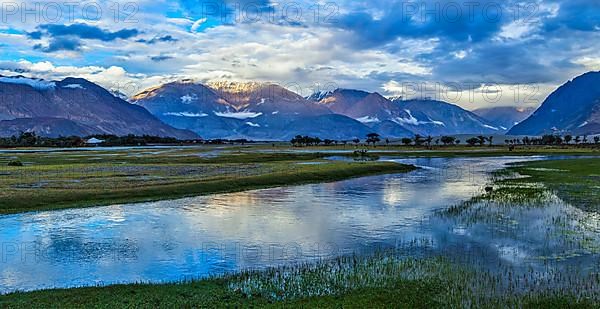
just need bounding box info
[0,76,56,90]
[62,84,84,89]
[395,109,421,125]
[308,90,334,101]
[181,94,197,104]
[272,111,279,114]
[393,110,447,127]
[482,124,499,130]
[578,121,589,128]
[357,116,380,124]
[214,111,263,119]
[163,112,208,117]
[245,122,261,127]
[428,118,445,126]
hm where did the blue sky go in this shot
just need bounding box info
[0,0,598,109]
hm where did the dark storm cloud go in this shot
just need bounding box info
[33,37,82,53]
[333,0,508,48]
[27,23,139,53]
[543,0,600,32]
[29,23,139,42]
[150,55,174,62]
[324,0,599,85]
[137,35,178,44]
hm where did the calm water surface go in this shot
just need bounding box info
[0,156,597,293]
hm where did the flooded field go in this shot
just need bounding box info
[1,156,598,296]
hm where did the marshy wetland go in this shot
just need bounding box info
[0,145,599,307]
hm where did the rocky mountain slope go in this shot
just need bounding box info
[508,71,600,136]
[0,76,198,139]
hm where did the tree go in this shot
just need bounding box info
[455,139,461,145]
[564,135,573,144]
[440,136,456,146]
[466,137,479,146]
[353,138,360,145]
[575,136,581,144]
[425,135,433,147]
[476,135,486,146]
[594,136,600,144]
[290,135,303,147]
[487,136,494,146]
[583,135,589,144]
[401,138,412,146]
[366,133,381,146]
[385,138,390,146]
[413,134,425,146]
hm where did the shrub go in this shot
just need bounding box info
[7,160,23,167]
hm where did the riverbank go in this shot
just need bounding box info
[1,253,595,308]
[0,148,416,214]
[445,157,600,214]
[502,158,600,211]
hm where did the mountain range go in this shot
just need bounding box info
[134,84,502,140]
[0,76,198,139]
[131,81,373,140]
[1,71,599,140]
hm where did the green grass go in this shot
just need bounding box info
[0,146,416,214]
[445,157,600,215]
[1,253,597,308]
[500,158,600,211]
[0,278,445,308]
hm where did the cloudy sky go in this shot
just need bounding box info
[0,0,599,109]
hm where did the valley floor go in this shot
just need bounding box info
[0,146,415,215]
[0,145,599,307]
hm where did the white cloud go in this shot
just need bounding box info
[574,57,600,71]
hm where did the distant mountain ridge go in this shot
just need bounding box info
[307,89,500,136]
[472,106,536,132]
[0,76,198,139]
[508,71,600,136]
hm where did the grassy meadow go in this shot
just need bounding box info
[0,146,416,214]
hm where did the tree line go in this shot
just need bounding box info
[291,133,600,147]
[291,133,386,147]
[0,132,202,148]
[504,134,600,146]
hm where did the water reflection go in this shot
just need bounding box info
[0,156,597,293]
